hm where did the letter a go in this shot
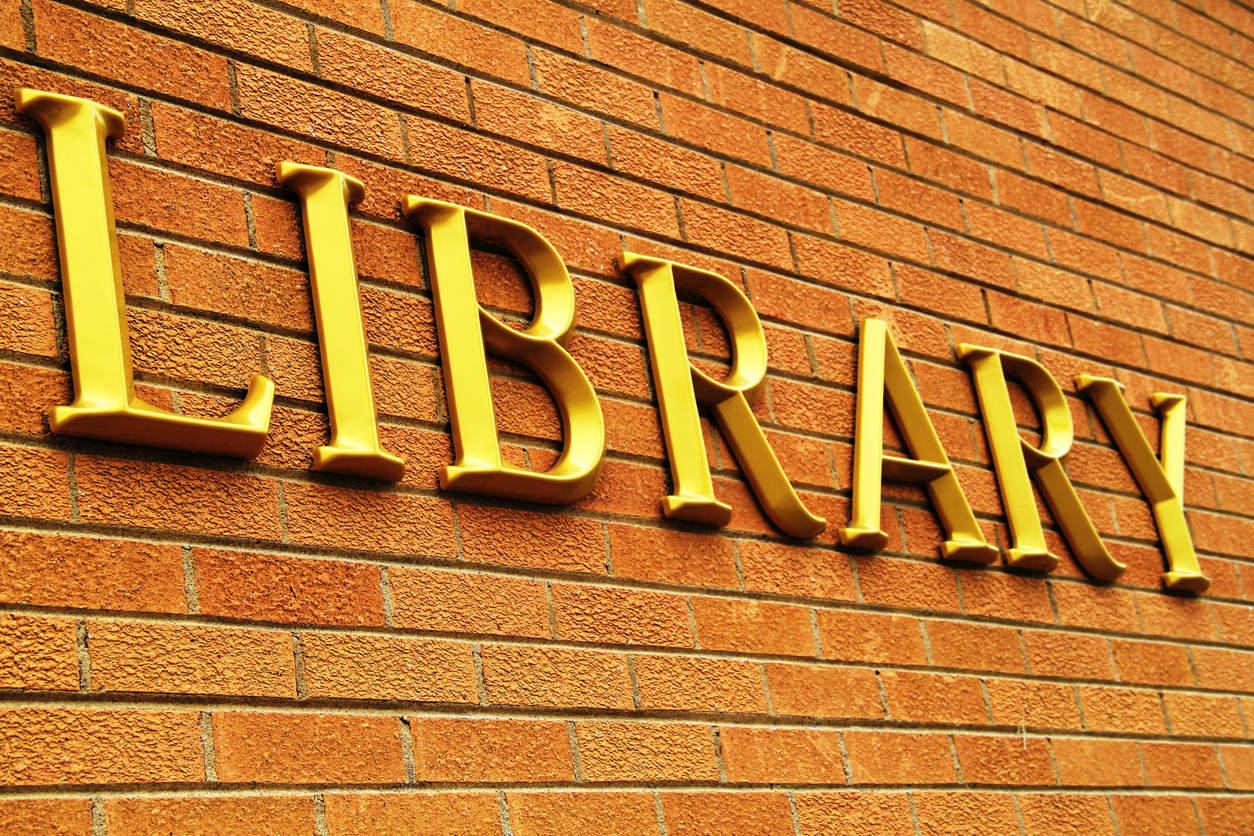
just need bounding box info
[840,320,997,562]
[620,253,825,539]
[1077,377,1208,592]
[18,89,273,457]
[960,345,1124,580]
[403,198,604,503]
[278,162,404,481]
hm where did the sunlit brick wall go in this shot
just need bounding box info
[1,0,1253,833]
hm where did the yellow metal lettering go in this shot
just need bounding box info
[403,197,604,503]
[841,320,997,562]
[277,162,404,482]
[960,345,1124,580]
[1077,377,1208,592]
[18,88,273,457]
[620,253,825,539]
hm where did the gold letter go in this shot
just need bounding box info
[403,197,604,503]
[277,162,404,481]
[960,345,1124,580]
[841,320,997,562]
[18,88,273,457]
[1077,377,1208,592]
[620,253,825,538]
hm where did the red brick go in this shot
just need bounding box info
[679,199,793,270]
[607,524,737,588]
[946,110,1027,170]
[986,678,1083,730]
[72,458,268,541]
[390,567,550,639]
[641,0,753,66]
[795,791,915,835]
[317,30,468,124]
[1164,692,1246,738]
[725,165,832,234]
[410,718,573,782]
[857,556,964,612]
[1199,797,1254,836]
[738,540,856,601]
[816,608,927,665]
[659,94,771,167]
[767,662,883,719]
[88,621,294,698]
[136,0,313,71]
[457,0,581,52]
[1141,740,1225,788]
[913,791,1021,834]
[844,730,958,784]
[234,63,402,160]
[110,159,248,247]
[109,796,314,836]
[853,75,943,140]
[391,0,528,85]
[481,644,631,710]
[302,634,476,704]
[1052,737,1144,786]
[953,734,1055,785]
[283,482,455,556]
[719,726,846,784]
[662,791,795,836]
[34,0,230,110]
[926,620,1026,674]
[508,792,657,836]
[634,654,768,714]
[534,48,656,128]
[1110,639,1192,687]
[576,721,718,781]
[0,280,56,361]
[745,270,855,338]
[691,596,814,656]
[552,583,691,647]
[1137,592,1218,642]
[0,799,91,835]
[0,128,39,202]
[0,613,77,691]
[811,102,907,167]
[882,670,990,724]
[152,103,314,188]
[1051,582,1140,632]
[164,245,312,331]
[606,126,724,203]
[1019,793,1118,835]
[1109,795,1200,836]
[214,712,404,784]
[555,162,679,238]
[586,17,703,97]
[1079,685,1168,735]
[704,62,810,134]
[0,708,202,784]
[0,532,185,613]
[1222,744,1254,789]
[195,549,382,626]
[458,504,606,575]
[885,42,971,107]
[756,35,860,103]
[280,0,384,33]
[792,233,895,298]
[897,265,988,323]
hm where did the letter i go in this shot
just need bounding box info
[278,162,404,481]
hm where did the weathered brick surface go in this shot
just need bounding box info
[1,0,1253,824]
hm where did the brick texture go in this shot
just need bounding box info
[2,0,1253,825]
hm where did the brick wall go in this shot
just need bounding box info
[1,0,1253,833]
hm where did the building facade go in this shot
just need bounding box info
[1,0,1253,832]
